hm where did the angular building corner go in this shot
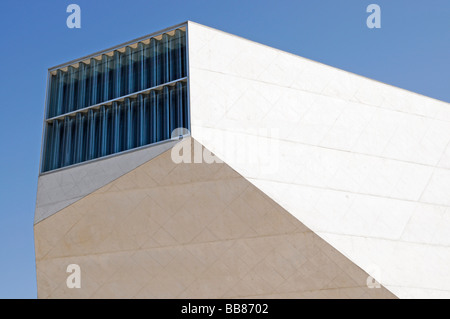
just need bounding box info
[34,21,450,299]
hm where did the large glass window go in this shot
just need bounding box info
[41,27,188,173]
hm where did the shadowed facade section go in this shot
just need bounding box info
[34,138,396,298]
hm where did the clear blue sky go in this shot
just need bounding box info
[0,0,448,299]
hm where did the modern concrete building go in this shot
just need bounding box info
[35,21,450,299]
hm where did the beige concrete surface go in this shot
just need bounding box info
[35,138,396,299]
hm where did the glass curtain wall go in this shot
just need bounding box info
[46,29,186,118]
[42,28,188,173]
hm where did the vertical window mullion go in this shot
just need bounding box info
[56,70,64,116]
[180,30,187,78]
[52,120,61,169]
[182,82,189,130]
[143,95,149,145]
[62,71,69,115]
[143,42,150,89]
[121,51,127,97]
[100,105,108,157]
[176,82,184,130]
[74,113,82,164]
[157,90,162,141]
[126,47,133,95]
[77,63,86,110]
[106,107,113,156]
[149,39,157,88]
[113,102,120,153]
[120,101,127,152]
[48,74,57,118]
[97,57,104,104]
[152,91,158,143]
[138,43,146,91]
[102,55,110,101]
[87,109,95,160]
[163,86,170,140]
[162,34,170,83]
[85,62,92,109]
[126,98,133,150]
[149,91,156,144]
[94,111,101,159]
[114,51,122,98]
[61,118,67,166]
[67,66,76,113]
[157,38,163,85]
[91,58,99,106]
[63,117,73,166]
[169,85,176,136]
[169,34,175,81]
[133,46,140,92]
[138,95,145,147]
[175,30,182,80]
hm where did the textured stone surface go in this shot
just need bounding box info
[34,138,395,299]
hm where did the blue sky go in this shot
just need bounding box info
[0,0,448,298]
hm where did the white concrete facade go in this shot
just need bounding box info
[188,21,450,298]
